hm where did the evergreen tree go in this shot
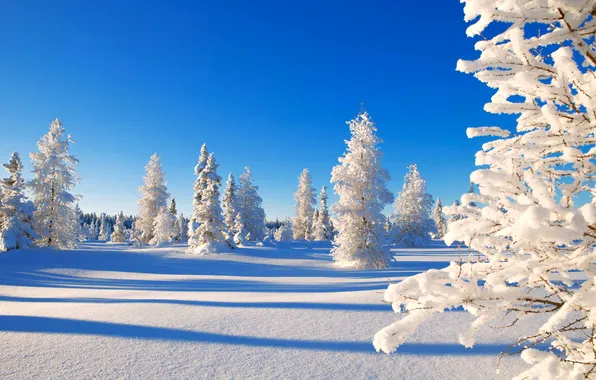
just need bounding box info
[222,173,238,237]
[233,213,246,246]
[330,112,394,269]
[137,153,169,244]
[237,167,266,241]
[98,214,111,241]
[29,118,80,249]
[0,152,37,250]
[188,153,230,254]
[274,220,293,242]
[189,143,209,234]
[432,198,446,239]
[391,164,435,247]
[110,212,127,243]
[312,186,332,241]
[176,213,188,242]
[169,198,177,216]
[150,207,176,246]
[292,169,316,240]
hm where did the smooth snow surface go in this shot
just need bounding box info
[0,241,533,379]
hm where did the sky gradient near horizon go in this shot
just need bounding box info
[0,0,516,220]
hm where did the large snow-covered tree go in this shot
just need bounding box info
[312,186,332,241]
[237,167,266,241]
[29,118,80,249]
[188,152,231,254]
[391,164,435,247]
[375,3,596,378]
[222,173,238,237]
[432,198,446,239]
[137,153,169,244]
[293,169,316,240]
[110,212,127,243]
[330,112,394,269]
[0,152,37,250]
[188,143,209,235]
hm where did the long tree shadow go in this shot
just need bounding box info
[0,315,519,356]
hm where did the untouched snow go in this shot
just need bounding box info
[0,241,535,379]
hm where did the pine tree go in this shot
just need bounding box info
[0,152,37,250]
[237,167,266,241]
[233,213,246,246]
[375,3,596,378]
[169,198,177,216]
[137,154,169,244]
[330,112,394,269]
[29,118,80,249]
[189,143,209,235]
[150,207,177,246]
[222,173,238,237]
[312,186,332,241]
[292,169,316,240]
[176,213,188,242]
[98,215,111,241]
[274,220,293,242]
[188,153,230,254]
[110,212,127,243]
[432,198,446,239]
[391,164,435,247]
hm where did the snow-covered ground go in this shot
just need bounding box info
[0,241,535,379]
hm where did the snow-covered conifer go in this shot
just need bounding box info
[233,213,246,246]
[0,152,37,250]
[330,112,394,269]
[29,118,80,249]
[274,220,293,242]
[237,167,266,241]
[176,213,188,242]
[432,198,446,239]
[222,173,238,235]
[137,154,169,244]
[169,198,177,216]
[391,164,434,247]
[375,4,596,378]
[188,143,209,235]
[292,169,316,240]
[150,207,176,246]
[312,186,332,241]
[110,212,127,243]
[98,214,111,241]
[188,153,230,254]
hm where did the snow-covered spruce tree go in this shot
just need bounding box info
[98,214,111,241]
[222,173,238,237]
[375,3,596,378]
[0,152,37,250]
[188,143,209,236]
[391,164,434,247]
[330,112,394,269]
[233,213,246,246]
[176,213,188,242]
[293,169,316,240]
[237,167,266,241]
[150,207,176,246]
[312,186,332,241]
[29,118,80,249]
[274,219,293,242]
[432,198,446,239]
[169,198,177,216]
[110,212,127,243]
[188,153,231,254]
[137,154,169,244]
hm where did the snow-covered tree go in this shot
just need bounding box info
[98,214,111,241]
[0,152,37,250]
[237,167,266,241]
[432,198,446,239]
[150,207,176,246]
[188,153,231,254]
[222,173,238,236]
[391,164,434,247]
[274,220,293,242]
[375,3,596,378]
[312,186,332,241]
[293,169,316,240]
[330,112,394,269]
[29,118,80,249]
[137,154,169,244]
[110,212,127,243]
[233,213,246,246]
[176,213,188,242]
[169,198,177,216]
[188,143,209,235]
[89,220,99,240]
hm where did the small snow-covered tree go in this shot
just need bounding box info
[137,154,169,244]
[432,198,446,239]
[312,186,332,241]
[110,212,127,243]
[233,213,246,246]
[274,219,293,242]
[330,112,394,269]
[150,207,176,246]
[222,173,238,236]
[188,153,231,254]
[391,164,434,247]
[176,213,188,242]
[29,118,80,249]
[237,167,266,241]
[98,214,111,241]
[169,198,177,216]
[375,3,596,378]
[0,152,37,250]
[293,169,316,240]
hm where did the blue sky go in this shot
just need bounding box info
[0,0,516,219]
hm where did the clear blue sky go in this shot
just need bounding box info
[0,0,515,220]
